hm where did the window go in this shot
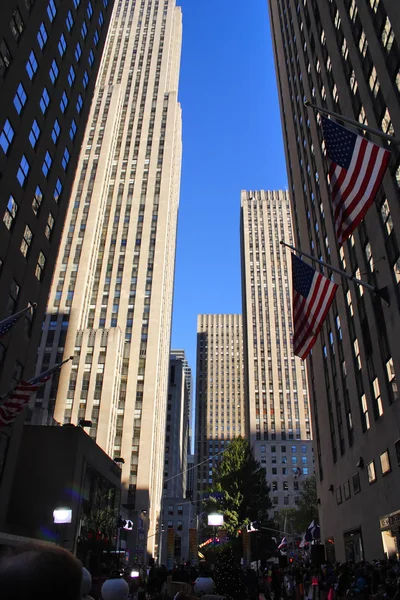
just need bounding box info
[69,119,77,140]
[14,83,27,114]
[29,119,40,148]
[66,11,74,31]
[67,65,75,87]
[20,225,33,257]
[372,377,383,417]
[395,439,400,466]
[32,185,42,215]
[88,50,94,67]
[42,151,52,177]
[73,0,81,8]
[380,450,392,482]
[98,11,104,27]
[10,9,24,41]
[367,460,376,483]
[82,70,89,88]
[58,34,67,57]
[45,212,54,239]
[37,22,48,49]
[301,445,307,453]
[49,58,58,83]
[76,94,83,113]
[75,42,82,62]
[0,119,14,153]
[35,251,46,280]
[303,467,309,475]
[87,2,93,19]
[26,50,38,79]
[62,147,70,170]
[17,155,30,186]
[60,91,68,113]
[47,0,57,22]
[272,481,278,491]
[3,196,18,229]
[361,394,370,430]
[54,178,62,202]
[51,119,60,144]
[93,30,99,46]
[0,40,12,77]
[40,87,50,114]
[81,21,88,39]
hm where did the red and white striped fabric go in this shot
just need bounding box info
[322,116,391,244]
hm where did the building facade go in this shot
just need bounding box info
[240,190,313,515]
[268,0,400,559]
[34,0,183,560]
[195,314,245,499]
[0,0,113,530]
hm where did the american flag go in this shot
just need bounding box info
[292,253,338,359]
[321,115,390,244]
[0,357,71,427]
[0,305,35,339]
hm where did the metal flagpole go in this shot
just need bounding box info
[280,240,390,305]
[304,100,400,145]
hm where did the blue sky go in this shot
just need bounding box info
[171,0,288,411]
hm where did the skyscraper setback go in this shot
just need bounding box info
[35,0,182,558]
[240,190,313,514]
[268,1,400,559]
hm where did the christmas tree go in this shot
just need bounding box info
[214,547,247,600]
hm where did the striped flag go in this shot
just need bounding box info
[0,357,72,427]
[321,115,390,244]
[278,536,287,549]
[0,304,36,339]
[292,253,338,359]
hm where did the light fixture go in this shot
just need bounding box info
[53,508,72,524]
[356,457,364,469]
[208,513,224,527]
[328,484,334,493]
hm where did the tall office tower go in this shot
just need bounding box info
[195,314,245,499]
[268,1,400,560]
[0,0,113,531]
[240,190,313,515]
[35,0,182,559]
[171,348,193,453]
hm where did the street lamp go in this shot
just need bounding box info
[208,513,224,555]
[53,508,72,524]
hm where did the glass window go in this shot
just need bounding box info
[14,83,27,116]
[62,147,70,170]
[17,154,30,186]
[87,2,93,19]
[32,185,42,215]
[29,119,40,148]
[58,33,67,57]
[3,196,18,230]
[20,225,33,257]
[93,30,99,46]
[68,65,75,87]
[47,0,57,22]
[51,119,60,144]
[60,90,68,113]
[40,87,50,114]
[35,251,46,280]
[0,119,14,153]
[0,40,12,78]
[98,11,104,27]
[82,70,89,88]
[303,467,309,475]
[54,178,63,202]
[66,10,74,31]
[301,445,307,453]
[76,94,83,113]
[45,212,54,239]
[49,58,58,83]
[367,460,376,483]
[81,21,88,39]
[73,0,81,8]
[26,50,38,79]
[75,42,82,62]
[37,22,48,49]
[88,50,94,67]
[69,118,77,140]
[380,450,391,475]
[42,151,52,177]
[291,445,297,453]
[10,9,25,41]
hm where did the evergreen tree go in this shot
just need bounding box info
[214,547,247,600]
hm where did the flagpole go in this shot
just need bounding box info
[280,240,390,305]
[304,100,400,145]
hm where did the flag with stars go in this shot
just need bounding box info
[292,253,338,359]
[0,305,35,339]
[321,115,390,244]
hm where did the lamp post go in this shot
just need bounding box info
[208,513,224,560]
[53,507,72,547]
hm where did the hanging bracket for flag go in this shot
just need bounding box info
[304,100,400,145]
[280,240,390,305]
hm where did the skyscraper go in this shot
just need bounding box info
[268,1,400,559]
[240,190,313,514]
[0,0,113,531]
[195,314,245,499]
[35,0,182,559]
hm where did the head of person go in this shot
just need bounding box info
[82,567,92,597]
[101,576,129,600]
[0,542,82,600]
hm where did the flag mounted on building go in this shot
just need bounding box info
[278,536,287,549]
[321,115,391,244]
[0,356,72,427]
[305,520,321,541]
[292,253,338,359]
[293,466,303,479]
[0,304,36,339]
